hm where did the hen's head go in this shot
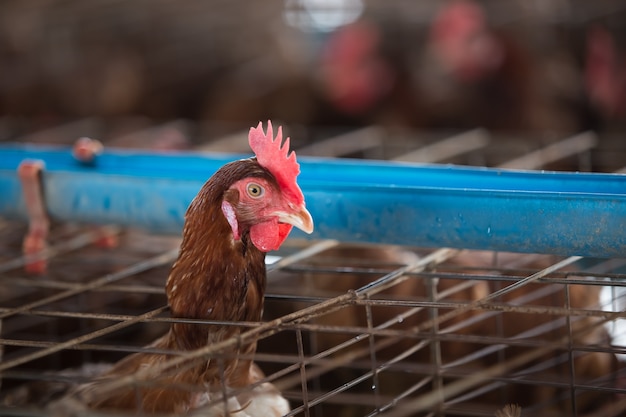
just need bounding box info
[429,0,503,83]
[216,121,313,252]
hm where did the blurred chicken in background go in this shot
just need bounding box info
[585,25,626,129]
[410,0,587,133]
[316,19,395,119]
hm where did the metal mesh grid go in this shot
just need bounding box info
[1,124,626,416]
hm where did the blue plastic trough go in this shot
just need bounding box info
[1,143,625,258]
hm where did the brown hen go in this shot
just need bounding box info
[56,121,313,416]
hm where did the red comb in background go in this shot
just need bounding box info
[248,120,304,205]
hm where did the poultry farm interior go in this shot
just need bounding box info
[1,1,626,416]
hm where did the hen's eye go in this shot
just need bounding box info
[246,182,264,198]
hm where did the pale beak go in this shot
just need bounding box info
[278,206,314,234]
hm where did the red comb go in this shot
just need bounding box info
[249,121,304,205]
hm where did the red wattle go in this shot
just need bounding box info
[250,220,293,252]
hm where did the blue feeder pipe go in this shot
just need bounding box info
[1,143,625,258]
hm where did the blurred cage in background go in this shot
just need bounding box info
[1,0,625,135]
[1,0,626,416]
[0,120,625,417]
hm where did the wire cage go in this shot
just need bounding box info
[1,0,626,415]
[1,121,626,417]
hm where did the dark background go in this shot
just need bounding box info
[0,0,624,142]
